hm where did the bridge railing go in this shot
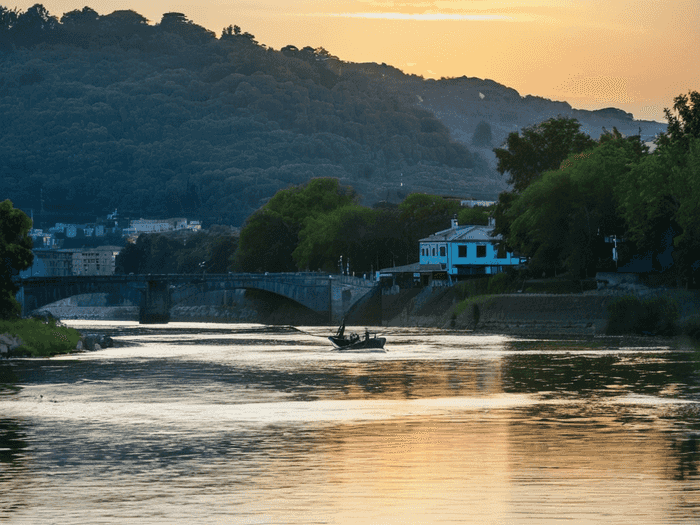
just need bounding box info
[13,272,379,287]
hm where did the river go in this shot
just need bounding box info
[1,321,700,524]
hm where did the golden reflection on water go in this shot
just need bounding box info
[1,322,699,523]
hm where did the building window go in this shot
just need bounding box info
[496,245,507,259]
[439,246,445,257]
[458,245,467,258]
[432,247,435,256]
[476,245,486,258]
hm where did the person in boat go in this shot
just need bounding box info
[336,318,346,338]
[364,328,370,341]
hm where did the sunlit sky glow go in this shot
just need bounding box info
[12,0,700,122]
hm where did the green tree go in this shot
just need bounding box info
[494,117,596,193]
[506,130,643,277]
[616,91,700,286]
[294,205,378,272]
[457,206,489,226]
[0,200,34,318]
[658,91,700,151]
[493,117,596,247]
[233,178,357,272]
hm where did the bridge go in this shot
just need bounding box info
[13,273,379,324]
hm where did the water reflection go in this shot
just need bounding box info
[0,322,698,523]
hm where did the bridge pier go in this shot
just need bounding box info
[139,280,171,324]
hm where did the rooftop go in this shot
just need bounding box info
[420,224,500,243]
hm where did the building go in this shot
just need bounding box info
[72,246,122,276]
[377,219,525,288]
[19,256,47,277]
[419,218,524,279]
[460,199,496,208]
[33,249,78,276]
[130,219,173,233]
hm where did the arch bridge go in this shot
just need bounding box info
[14,273,378,324]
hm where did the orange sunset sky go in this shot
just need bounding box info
[11,0,699,122]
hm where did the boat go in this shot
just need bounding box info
[328,319,386,350]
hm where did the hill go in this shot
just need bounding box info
[0,5,666,227]
[337,62,667,168]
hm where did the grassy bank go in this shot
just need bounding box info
[0,318,82,357]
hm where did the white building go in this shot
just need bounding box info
[130,219,172,233]
[71,246,122,276]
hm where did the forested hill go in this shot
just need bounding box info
[1,5,664,227]
[336,62,667,166]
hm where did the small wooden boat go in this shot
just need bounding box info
[329,320,386,350]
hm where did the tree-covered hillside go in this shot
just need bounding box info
[0,4,502,226]
[338,62,667,169]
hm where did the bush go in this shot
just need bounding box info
[605,295,679,336]
[679,314,700,340]
[641,297,679,336]
[455,277,490,300]
[606,295,645,335]
[487,272,518,294]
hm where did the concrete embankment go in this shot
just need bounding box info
[384,285,700,336]
[384,289,612,336]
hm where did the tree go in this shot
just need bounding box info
[457,206,489,226]
[492,117,596,248]
[658,91,700,151]
[505,130,644,277]
[233,178,358,272]
[10,3,58,46]
[616,92,700,286]
[0,200,34,318]
[471,121,493,148]
[494,117,596,193]
[60,6,99,28]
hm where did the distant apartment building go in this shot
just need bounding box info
[124,218,202,239]
[28,229,59,248]
[33,249,77,276]
[130,218,172,233]
[72,246,121,276]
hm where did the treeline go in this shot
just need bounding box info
[493,92,700,287]
[115,225,237,274]
[0,4,496,226]
[233,178,488,274]
[113,179,489,276]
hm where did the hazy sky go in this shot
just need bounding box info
[13,0,700,122]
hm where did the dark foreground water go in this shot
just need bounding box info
[1,321,700,524]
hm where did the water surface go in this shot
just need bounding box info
[1,322,699,523]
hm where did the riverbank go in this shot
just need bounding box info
[383,285,700,339]
[0,317,82,357]
[26,282,700,341]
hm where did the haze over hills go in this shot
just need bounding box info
[0,5,667,227]
[338,61,667,167]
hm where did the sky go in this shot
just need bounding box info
[11,0,700,122]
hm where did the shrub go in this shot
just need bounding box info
[606,295,645,335]
[455,277,490,300]
[679,314,700,340]
[641,297,679,336]
[605,295,679,336]
[487,272,516,294]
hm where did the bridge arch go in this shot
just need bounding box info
[15,273,378,324]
